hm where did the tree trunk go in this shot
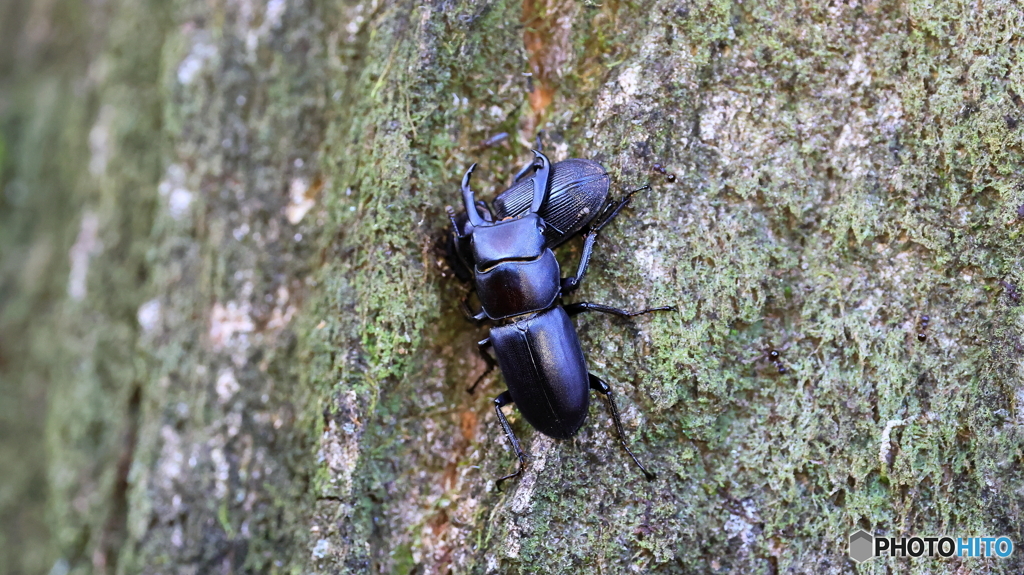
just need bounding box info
[2,0,1023,574]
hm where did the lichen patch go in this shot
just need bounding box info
[67,211,102,301]
[209,301,255,349]
[88,105,115,176]
[137,299,162,333]
[285,177,319,224]
[176,35,217,85]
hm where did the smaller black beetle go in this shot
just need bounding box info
[445,157,611,282]
[446,149,674,487]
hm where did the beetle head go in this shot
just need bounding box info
[470,213,546,272]
[458,157,549,271]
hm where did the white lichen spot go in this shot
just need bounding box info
[266,285,297,330]
[879,419,906,465]
[159,164,186,193]
[488,105,505,120]
[137,299,162,333]
[88,105,115,176]
[319,391,364,493]
[877,92,904,137]
[832,108,872,178]
[834,113,871,151]
[238,0,289,59]
[508,434,552,514]
[265,0,286,28]
[158,425,184,481]
[714,500,760,561]
[699,93,740,146]
[232,223,250,241]
[311,538,330,560]
[633,236,668,282]
[209,300,255,348]
[504,526,522,559]
[67,212,102,301]
[724,500,760,548]
[210,444,230,499]
[158,164,195,221]
[177,39,217,85]
[285,177,316,224]
[845,52,872,87]
[617,65,641,97]
[551,141,569,162]
[225,411,242,437]
[168,188,193,219]
[1016,386,1024,424]
[216,368,240,402]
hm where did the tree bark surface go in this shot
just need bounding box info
[2,0,1023,574]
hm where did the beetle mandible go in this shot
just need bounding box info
[446,149,674,487]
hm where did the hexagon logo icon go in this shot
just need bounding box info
[849,530,875,563]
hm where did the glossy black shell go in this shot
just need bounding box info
[490,306,590,439]
[493,158,609,247]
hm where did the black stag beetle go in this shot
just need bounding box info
[445,149,674,488]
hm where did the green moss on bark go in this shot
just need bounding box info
[2,0,1022,574]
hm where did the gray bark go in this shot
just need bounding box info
[2,0,1023,574]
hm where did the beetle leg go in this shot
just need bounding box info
[591,184,651,234]
[494,391,528,489]
[458,296,488,324]
[560,231,599,294]
[513,158,537,183]
[560,185,653,294]
[467,338,497,394]
[588,373,655,481]
[564,302,676,317]
[512,132,547,182]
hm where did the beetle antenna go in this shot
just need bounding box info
[445,206,464,239]
[589,373,656,481]
[461,164,485,226]
[591,183,651,234]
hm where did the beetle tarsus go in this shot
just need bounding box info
[494,391,528,489]
[458,296,488,324]
[589,373,656,481]
[564,302,677,318]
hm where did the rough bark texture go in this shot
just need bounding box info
[2,0,1023,574]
